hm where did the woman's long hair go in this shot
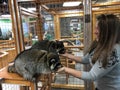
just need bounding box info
[85,39,98,55]
[92,14,120,68]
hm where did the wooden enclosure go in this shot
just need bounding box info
[0,0,120,90]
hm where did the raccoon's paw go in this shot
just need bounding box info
[23,74,36,82]
[8,65,16,73]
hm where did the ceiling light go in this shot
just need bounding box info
[63,1,81,7]
[1,14,11,17]
[3,1,7,5]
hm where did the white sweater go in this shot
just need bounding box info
[81,44,120,90]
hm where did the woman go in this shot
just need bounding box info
[57,14,120,90]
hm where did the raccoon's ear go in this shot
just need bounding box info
[52,41,57,48]
[48,41,57,52]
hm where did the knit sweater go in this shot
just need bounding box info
[81,44,120,90]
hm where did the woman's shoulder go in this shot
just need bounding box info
[113,44,120,58]
[114,44,120,51]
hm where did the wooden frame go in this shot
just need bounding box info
[54,12,83,40]
[8,0,25,53]
[92,1,120,7]
[53,12,84,90]
[0,66,52,90]
[9,0,120,42]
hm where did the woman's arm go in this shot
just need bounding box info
[58,58,119,81]
[60,53,82,63]
[60,53,90,64]
[57,66,82,79]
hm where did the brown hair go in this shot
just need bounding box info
[92,14,120,67]
[85,39,98,55]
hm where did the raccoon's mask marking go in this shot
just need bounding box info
[55,40,66,54]
[49,40,66,54]
[47,53,63,72]
[48,58,63,72]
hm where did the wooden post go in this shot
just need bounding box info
[8,0,25,54]
[36,2,43,40]
[83,0,93,90]
[54,14,61,40]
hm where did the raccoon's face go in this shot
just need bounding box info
[49,58,63,72]
[49,41,66,54]
[56,41,66,54]
[47,53,63,72]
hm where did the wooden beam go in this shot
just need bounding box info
[41,5,49,10]
[48,6,83,11]
[41,5,56,15]
[92,7,120,12]
[17,0,35,2]
[51,83,84,90]
[54,15,60,39]
[92,1,120,7]
[38,0,81,5]
[36,3,43,40]
[9,0,25,53]
[56,11,83,16]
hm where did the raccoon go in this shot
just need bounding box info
[8,49,62,82]
[31,40,66,54]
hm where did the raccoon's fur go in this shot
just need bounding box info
[8,49,62,82]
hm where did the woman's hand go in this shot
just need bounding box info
[59,53,69,57]
[57,66,65,73]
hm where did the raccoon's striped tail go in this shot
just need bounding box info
[7,64,17,73]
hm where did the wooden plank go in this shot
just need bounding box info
[17,0,35,2]
[36,3,43,40]
[92,7,120,12]
[9,0,25,53]
[41,5,56,15]
[49,6,83,11]
[83,0,93,90]
[51,83,84,90]
[38,0,81,5]
[54,15,61,39]
[92,1,120,7]
[57,12,83,17]
[0,40,15,49]
[0,66,51,90]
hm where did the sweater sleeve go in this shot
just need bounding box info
[81,49,120,81]
[80,53,90,64]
